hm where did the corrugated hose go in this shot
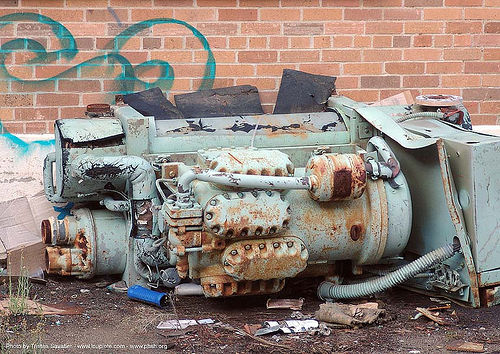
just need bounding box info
[395,111,445,123]
[318,243,458,300]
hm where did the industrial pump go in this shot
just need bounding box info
[41,95,500,307]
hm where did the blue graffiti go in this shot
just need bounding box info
[0,12,216,94]
[0,121,54,154]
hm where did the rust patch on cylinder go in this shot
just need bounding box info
[41,219,51,244]
[350,224,362,241]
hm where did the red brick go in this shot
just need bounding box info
[333,36,353,47]
[235,78,277,90]
[198,0,236,5]
[39,9,84,22]
[414,35,432,47]
[14,108,58,121]
[86,9,128,22]
[130,9,173,21]
[405,22,444,34]
[385,62,425,74]
[393,36,411,48]
[239,0,279,6]
[464,62,500,74]
[284,23,323,35]
[462,88,500,101]
[344,63,383,75]
[143,38,162,50]
[10,81,55,93]
[37,94,79,106]
[269,37,288,49]
[260,9,300,21]
[59,80,102,92]
[22,0,63,6]
[403,75,439,87]
[217,65,254,77]
[472,115,498,125]
[444,48,482,60]
[473,34,500,46]
[424,8,462,20]
[314,36,333,48]
[303,9,342,21]
[373,36,392,48]
[218,9,257,21]
[25,122,48,134]
[238,51,277,63]
[445,0,482,5]
[0,94,33,107]
[405,0,443,6]
[480,101,500,114]
[434,35,453,47]
[341,90,379,103]
[336,77,359,89]
[361,76,400,89]
[298,64,340,76]
[241,23,280,35]
[442,75,481,87]
[281,0,319,5]
[465,8,500,20]
[256,64,296,76]
[485,22,500,33]
[484,48,500,60]
[344,9,383,21]
[446,22,483,33]
[323,0,361,6]
[1,122,24,134]
[325,22,364,34]
[354,36,372,47]
[279,50,319,62]
[229,37,247,49]
[322,49,362,62]
[60,107,87,119]
[66,0,108,6]
[365,22,403,34]
[384,8,421,20]
[404,48,442,61]
[249,37,267,48]
[173,9,216,22]
[364,49,402,61]
[290,37,312,49]
[426,61,463,73]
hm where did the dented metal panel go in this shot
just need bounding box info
[56,118,124,143]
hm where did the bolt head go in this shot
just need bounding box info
[273,242,279,248]
[205,213,213,220]
[259,243,265,249]
[212,226,220,233]
[210,199,217,206]
[287,241,293,248]
[230,250,238,255]
[266,191,272,196]
[244,244,251,250]
[237,192,244,198]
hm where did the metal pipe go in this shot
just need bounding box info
[318,243,456,300]
[71,155,156,200]
[177,169,311,200]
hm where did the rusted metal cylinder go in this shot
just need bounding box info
[306,153,366,202]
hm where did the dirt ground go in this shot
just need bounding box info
[1,275,499,353]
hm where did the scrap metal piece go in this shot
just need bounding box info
[85,103,114,117]
[174,85,264,118]
[266,298,304,310]
[200,275,285,297]
[123,87,184,120]
[274,69,336,114]
[416,94,463,107]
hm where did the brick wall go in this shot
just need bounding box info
[0,0,498,134]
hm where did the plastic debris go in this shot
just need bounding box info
[174,283,204,296]
[0,299,83,316]
[446,341,485,353]
[255,319,319,336]
[127,285,169,308]
[157,318,215,330]
[266,298,304,310]
[106,280,128,293]
[315,302,385,327]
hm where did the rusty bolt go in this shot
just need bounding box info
[255,228,262,236]
[244,244,251,250]
[230,250,238,255]
[224,261,229,266]
[209,199,217,206]
[226,229,234,237]
[350,224,362,241]
[205,212,213,220]
[240,229,248,237]
[212,226,220,233]
[287,241,294,248]
[273,242,280,248]
[259,243,265,249]
[169,171,176,178]
[269,227,276,234]
[237,192,244,198]
[210,283,216,288]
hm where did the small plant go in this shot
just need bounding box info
[8,256,31,316]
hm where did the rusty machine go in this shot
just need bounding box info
[41,91,499,307]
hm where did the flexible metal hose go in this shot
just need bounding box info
[395,111,445,123]
[318,244,456,300]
